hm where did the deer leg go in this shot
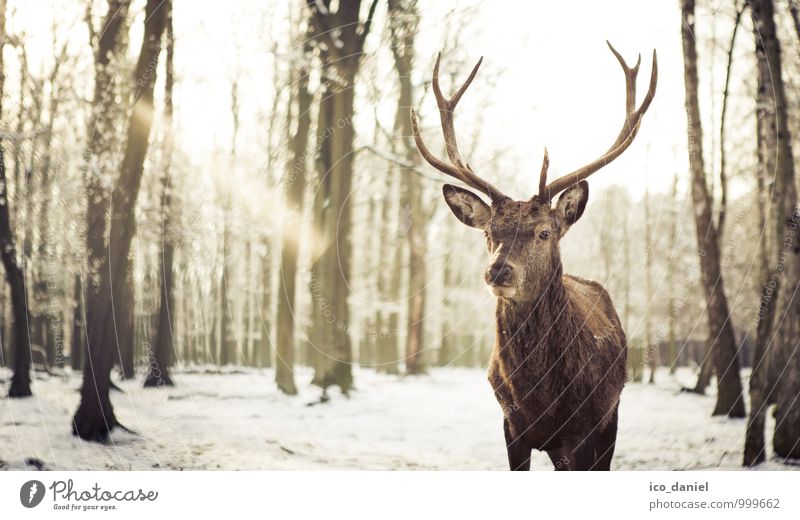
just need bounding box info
[546,446,573,470]
[592,405,619,471]
[573,438,597,471]
[503,420,531,471]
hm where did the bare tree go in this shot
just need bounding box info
[145,0,175,387]
[218,79,240,366]
[717,2,745,237]
[666,169,680,375]
[388,0,426,374]
[30,30,72,369]
[83,0,134,381]
[0,0,34,398]
[745,0,800,465]
[274,15,313,395]
[644,177,656,384]
[73,0,171,441]
[680,0,745,417]
[307,0,379,394]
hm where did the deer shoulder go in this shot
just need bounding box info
[562,275,625,351]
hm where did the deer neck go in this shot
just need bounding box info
[495,264,571,352]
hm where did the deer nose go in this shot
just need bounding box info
[486,263,513,286]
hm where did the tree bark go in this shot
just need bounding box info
[690,351,714,394]
[308,0,378,394]
[749,0,800,463]
[73,0,170,441]
[772,207,800,460]
[717,3,744,237]
[71,274,85,371]
[644,180,656,384]
[388,0,426,375]
[255,243,271,368]
[32,44,70,368]
[116,266,135,379]
[0,0,34,398]
[274,28,313,395]
[145,2,175,388]
[84,0,131,377]
[680,0,745,418]
[218,208,236,365]
[744,0,800,465]
[667,170,680,375]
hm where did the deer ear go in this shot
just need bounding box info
[555,181,589,231]
[442,184,491,228]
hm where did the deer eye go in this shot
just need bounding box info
[538,230,551,240]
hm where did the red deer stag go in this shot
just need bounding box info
[410,43,657,470]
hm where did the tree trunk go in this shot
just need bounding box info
[389,0,426,375]
[310,83,356,392]
[308,0,378,394]
[744,0,800,465]
[0,0,33,398]
[717,3,744,237]
[690,347,714,394]
[33,117,56,368]
[84,0,131,372]
[1,147,32,398]
[218,206,237,366]
[667,170,679,375]
[680,0,745,418]
[771,207,800,460]
[116,266,135,379]
[749,0,800,463]
[274,31,313,394]
[73,0,170,441]
[256,244,272,368]
[242,241,253,365]
[71,274,84,371]
[145,4,175,388]
[644,181,655,384]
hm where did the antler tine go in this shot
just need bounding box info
[411,53,504,201]
[541,44,658,200]
[538,148,550,200]
[410,109,467,181]
[449,56,484,108]
[433,54,483,171]
[606,41,640,116]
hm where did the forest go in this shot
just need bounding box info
[0,0,799,470]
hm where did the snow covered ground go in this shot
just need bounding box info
[0,366,793,470]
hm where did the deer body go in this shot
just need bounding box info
[490,273,626,469]
[409,44,656,470]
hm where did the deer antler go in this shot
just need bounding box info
[410,53,505,201]
[539,42,658,201]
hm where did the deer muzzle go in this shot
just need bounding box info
[486,262,512,284]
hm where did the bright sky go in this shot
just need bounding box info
[466,0,685,199]
[7,0,752,203]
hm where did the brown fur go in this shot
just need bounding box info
[489,273,626,470]
[444,185,627,470]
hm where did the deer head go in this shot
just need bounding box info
[411,43,657,301]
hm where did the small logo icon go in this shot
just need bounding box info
[20,480,45,508]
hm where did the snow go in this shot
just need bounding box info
[0,366,793,470]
